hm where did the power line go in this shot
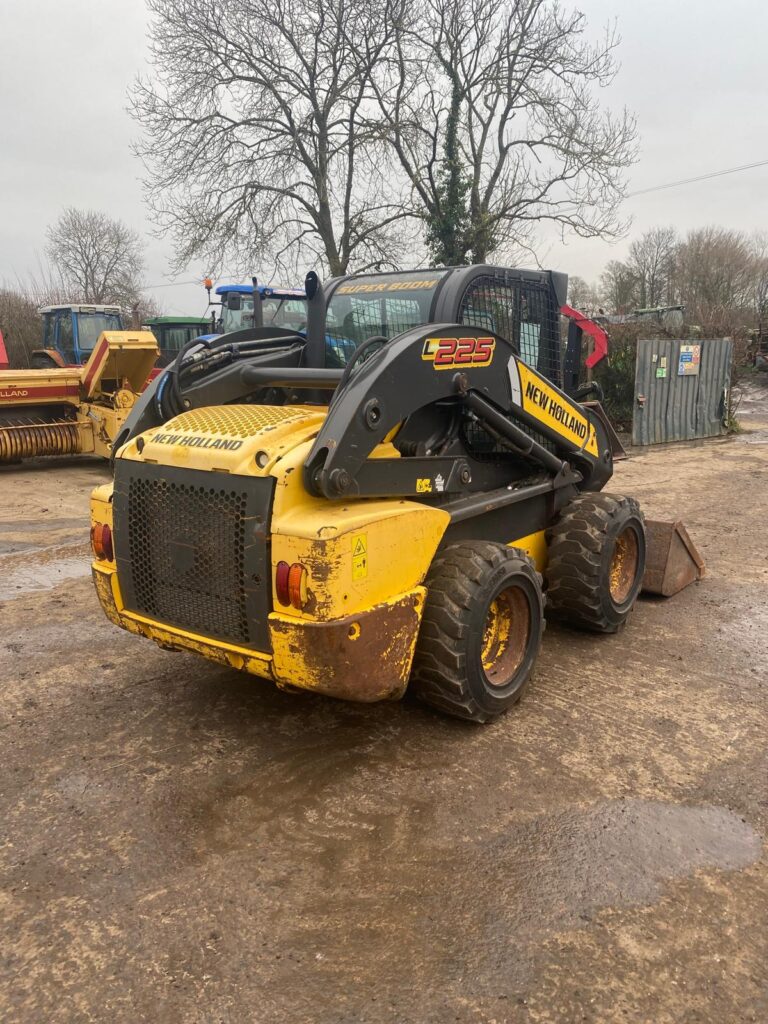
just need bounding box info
[143,277,200,289]
[626,158,768,198]
[143,272,251,290]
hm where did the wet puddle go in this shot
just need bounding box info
[477,799,762,934]
[172,750,762,932]
[0,544,91,600]
[0,517,88,556]
[153,774,763,992]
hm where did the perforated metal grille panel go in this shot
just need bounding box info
[163,404,306,439]
[459,275,561,386]
[114,462,274,649]
[128,476,249,641]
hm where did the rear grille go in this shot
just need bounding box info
[128,476,249,641]
[114,462,274,649]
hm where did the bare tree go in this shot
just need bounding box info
[0,288,39,367]
[673,227,755,329]
[599,259,638,312]
[45,208,144,305]
[370,0,637,265]
[567,275,600,312]
[133,0,411,278]
[626,226,677,308]
[749,231,768,332]
[0,265,74,367]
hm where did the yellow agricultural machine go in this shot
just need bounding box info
[90,266,703,722]
[0,331,158,463]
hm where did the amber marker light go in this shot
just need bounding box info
[275,560,308,608]
[90,523,114,562]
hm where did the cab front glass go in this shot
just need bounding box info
[76,313,123,353]
[325,271,448,365]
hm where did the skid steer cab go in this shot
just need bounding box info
[91,265,654,723]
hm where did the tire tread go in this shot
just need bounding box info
[546,492,644,633]
[411,541,544,723]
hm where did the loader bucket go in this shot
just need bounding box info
[642,520,705,597]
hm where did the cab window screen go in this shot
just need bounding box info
[59,314,75,363]
[326,273,445,366]
[459,275,560,385]
[163,327,197,353]
[76,313,122,352]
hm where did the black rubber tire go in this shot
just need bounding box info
[545,492,646,634]
[410,541,545,723]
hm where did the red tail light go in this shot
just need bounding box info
[275,561,291,605]
[91,522,114,562]
[275,560,308,609]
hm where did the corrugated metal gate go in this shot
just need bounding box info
[632,338,733,445]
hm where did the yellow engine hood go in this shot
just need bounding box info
[117,404,327,475]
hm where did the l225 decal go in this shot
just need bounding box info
[421,336,495,369]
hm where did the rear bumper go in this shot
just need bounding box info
[92,565,424,702]
[270,590,425,702]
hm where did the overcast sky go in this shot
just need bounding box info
[1,0,766,316]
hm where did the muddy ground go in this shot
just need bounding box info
[1,384,767,1024]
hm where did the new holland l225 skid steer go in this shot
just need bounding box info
[90,266,699,722]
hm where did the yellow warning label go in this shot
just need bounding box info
[351,533,368,580]
[517,363,598,456]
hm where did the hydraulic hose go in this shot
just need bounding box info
[330,336,388,408]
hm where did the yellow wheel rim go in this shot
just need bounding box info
[480,585,531,687]
[609,526,640,604]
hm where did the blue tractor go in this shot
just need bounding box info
[205,280,356,364]
[33,304,125,368]
[207,283,308,335]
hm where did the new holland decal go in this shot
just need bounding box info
[422,336,495,369]
[508,358,599,456]
[149,432,244,451]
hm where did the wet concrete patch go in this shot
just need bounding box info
[0,516,87,533]
[481,799,762,930]
[0,543,91,600]
[0,534,87,556]
[130,789,760,1010]
[0,516,88,556]
[163,751,762,948]
[190,785,762,912]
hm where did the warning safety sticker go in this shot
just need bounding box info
[351,533,368,580]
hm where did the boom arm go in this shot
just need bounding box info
[560,304,609,369]
[302,323,612,498]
